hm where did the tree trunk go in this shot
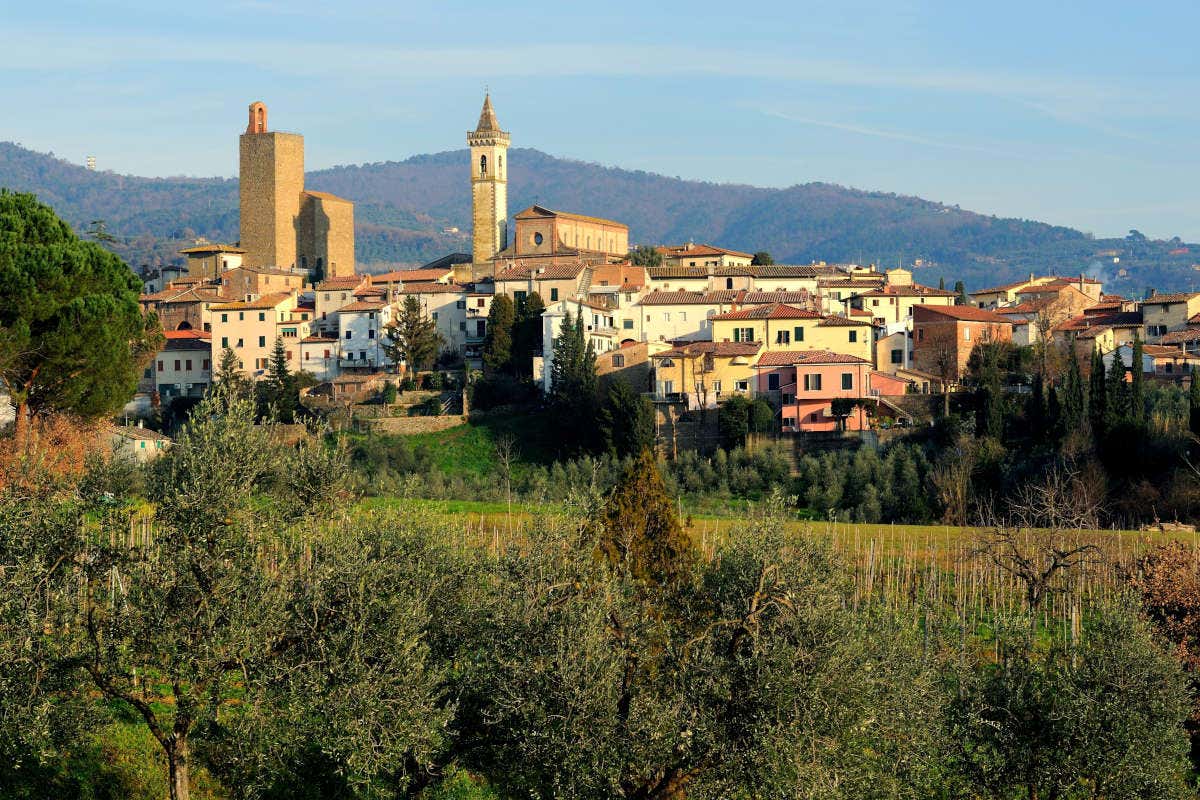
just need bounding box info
[12,400,29,449]
[168,736,191,800]
[942,387,950,418]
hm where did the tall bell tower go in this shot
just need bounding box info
[468,93,510,269]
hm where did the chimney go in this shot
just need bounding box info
[1028,272,1034,283]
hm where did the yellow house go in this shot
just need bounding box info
[210,291,311,377]
[710,303,874,362]
[650,341,762,409]
[846,283,957,325]
[1140,292,1200,342]
[656,243,753,269]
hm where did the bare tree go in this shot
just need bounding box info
[495,433,519,535]
[975,469,1104,612]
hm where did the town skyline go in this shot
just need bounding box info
[3,1,1199,240]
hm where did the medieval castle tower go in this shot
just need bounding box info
[468,94,510,269]
[239,101,356,280]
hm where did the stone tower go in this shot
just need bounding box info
[468,94,509,268]
[239,101,305,269]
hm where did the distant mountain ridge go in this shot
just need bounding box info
[1,141,1196,293]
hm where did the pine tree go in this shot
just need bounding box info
[599,378,655,458]
[214,345,253,403]
[954,280,970,306]
[256,337,298,422]
[549,312,599,452]
[938,276,946,291]
[1089,348,1107,438]
[482,294,516,374]
[1129,338,1146,427]
[1027,371,1046,440]
[1046,384,1062,440]
[597,449,692,588]
[384,296,443,373]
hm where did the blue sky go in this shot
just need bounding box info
[3,0,1198,239]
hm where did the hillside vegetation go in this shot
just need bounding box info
[2,141,1199,292]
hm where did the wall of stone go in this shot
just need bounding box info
[365,415,467,435]
[239,131,304,269]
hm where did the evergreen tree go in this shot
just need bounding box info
[1105,351,1127,432]
[628,245,663,268]
[214,345,253,403]
[1061,351,1085,433]
[751,251,774,266]
[954,280,970,306]
[718,395,751,450]
[597,448,692,587]
[599,378,655,458]
[1046,385,1062,439]
[1088,348,1107,437]
[1190,366,1200,438]
[1129,338,1146,427]
[938,276,946,291]
[510,291,545,377]
[384,296,443,373]
[1027,371,1046,441]
[0,191,159,442]
[256,337,298,422]
[548,312,599,452]
[482,294,515,374]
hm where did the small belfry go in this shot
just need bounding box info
[468,93,510,272]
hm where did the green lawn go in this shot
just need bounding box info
[382,411,560,479]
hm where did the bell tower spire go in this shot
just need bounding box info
[468,93,510,271]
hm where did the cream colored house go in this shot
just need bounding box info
[211,291,311,377]
[635,290,743,342]
[845,283,957,326]
[1140,292,1200,342]
[709,303,875,363]
[656,243,753,269]
[649,341,762,409]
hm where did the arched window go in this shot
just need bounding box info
[256,106,264,132]
[498,155,503,176]
[301,255,308,269]
[480,155,487,176]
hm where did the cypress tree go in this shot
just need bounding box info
[482,294,515,374]
[1027,371,1046,440]
[1047,384,1062,440]
[1088,348,1107,438]
[1062,351,1085,432]
[1105,349,1126,432]
[1129,338,1146,427]
[1190,366,1200,438]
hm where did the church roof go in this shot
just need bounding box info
[475,93,502,134]
[514,205,627,229]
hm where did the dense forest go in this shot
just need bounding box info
[3,141,1199,292]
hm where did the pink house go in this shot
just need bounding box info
[754,350,909,432]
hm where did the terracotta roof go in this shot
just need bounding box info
[652,341,762,359]
[1056,311,1143,332]
[1141,344,1193,358]
[229,266,301,277]
[396,282,466,294]
[513,205,626,229]
[853,283,956,298]
[743,291,814,305]
[818,278,888,288]
[972,279,1038,295]
[111,425,171,442]
[1143,292,1200,304]
[1162,329,1200,344]
[371,268,452,283]
[913,305,1014,324]
[656,243,754,259]
[301,334,339,343]
[211,292,293,311]
[647,266,710,279]
[495,261,588,282]
[339,300,387,313]
[712,303,822,321]
[179,242,245,254]
[142,286,216,304]
[754,349,871,367]
[163,329,211,341]
[741,264,824,279]
[818,314,875,327]
[636,290,743,306]
[317,276,368,290]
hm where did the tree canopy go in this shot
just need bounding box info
[384,296,443,373]
[0,191,158,438]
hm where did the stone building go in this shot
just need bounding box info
[239,101,355,279]
[468,94,510,274]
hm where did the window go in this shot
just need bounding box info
[664,312,671,322]
[803,373,823,391]
[456,300,466,309]
[917,328,925,342]
[662,380,674,394]
[432,312,439,321]
[534,232,544,246]
[157,360,164,371]
[514,291,527,305]
[726,278,734,290]
[733,327,755,342]
[768,373,780,390]
[345,331,352,339]
[236,339,243,348]
[679,312,687,321]
[202,359,210,370]
[621,319,633,330]
[849,330,858,343]
[794,326,805,342]
[477,298,486,307]
[220,337,228,348]
[479,154,487,176]
[612,354,625,368]
[238,312,244,321]
[776,330,790,345]
[963,328,971,341]
[258,336,266,348]
[872,299,879,307]
[258,312,265,322]
[735,380,749,392]
[220,313,228,323]
[551,288,559,301]
[368,329,376,339]
[891,348,903,364]
[841,372,853,390]
[368,312,375,320]
[185,359,192,371]
[782,392,794,404]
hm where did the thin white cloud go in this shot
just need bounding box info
[761,109,1021,158]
